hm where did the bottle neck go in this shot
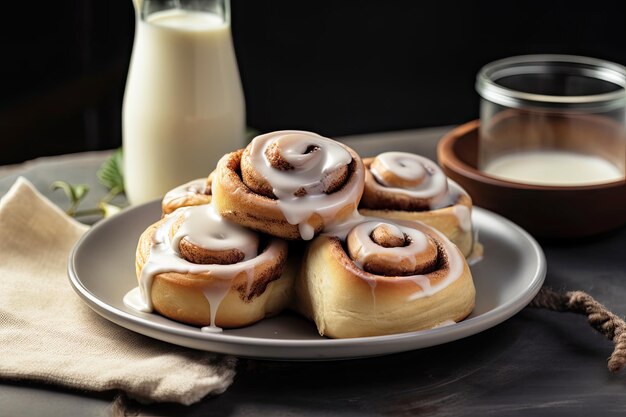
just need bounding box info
[138,0,229,25]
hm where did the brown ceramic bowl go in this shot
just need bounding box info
[437,120,626,238]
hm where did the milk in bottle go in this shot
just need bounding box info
[123,0,245,204]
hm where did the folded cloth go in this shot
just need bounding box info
[0,178,236,405]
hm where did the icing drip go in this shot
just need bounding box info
[122,287,148,312]
[369,152,449,205]
[446,180,473,228]
[299,223,316,241]
[248,130,364,239]
[321,210,371,241]
[452,204,472,233]
[466,232,484,266]
[200,282,232,333]
[124,204,286,332]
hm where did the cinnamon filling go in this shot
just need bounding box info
[161,175,214,215]
[370,224,407,248]
[241,147,276,198]
[370,156,425,189]
[240,136,352,198]
[178,237,245,265]
[360,153,452,211]
[347,222,439,277]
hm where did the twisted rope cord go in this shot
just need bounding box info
[530,287,626,373]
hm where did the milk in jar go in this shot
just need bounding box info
[123,2,245,205]
[482,150,624,186]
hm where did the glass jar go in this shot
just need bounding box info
[476,55,626,186]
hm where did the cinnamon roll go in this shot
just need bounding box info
[359,152,475,257]
[161,173,213,215]
[212,131,365,240]
[131,204,292,330]
[296,219,475,338]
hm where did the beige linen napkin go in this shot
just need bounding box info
[0,177,236,405]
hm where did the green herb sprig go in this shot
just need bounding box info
[51,148,125,219]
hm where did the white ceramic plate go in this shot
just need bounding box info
[68,201,546,360]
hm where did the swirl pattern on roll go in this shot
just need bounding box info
[347,221,438,277]
[344,219,464,299]
[358,151,475,258]
[127,204,288,332]
[295,217,475,338]
[131,130,477,338]
[214,130,365,240]
[161,174,213,215]
[361,152,451,211]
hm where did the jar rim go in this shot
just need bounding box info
[476,54,626,111]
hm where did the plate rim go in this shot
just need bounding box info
[67,202,546,358]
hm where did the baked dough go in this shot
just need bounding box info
[295,219,475,338]
[359,153,475,257]
[161,173,213,215]
[134,204,293,329]
[212,131,365,240]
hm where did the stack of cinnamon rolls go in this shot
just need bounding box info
[132,131,477,338]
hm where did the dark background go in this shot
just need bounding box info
[1,0,626,165]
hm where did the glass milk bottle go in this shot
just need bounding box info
[123,0,245,205]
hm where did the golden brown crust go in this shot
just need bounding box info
[240,147,275,198]
[161,173,214,216]
[360,192,474,258]
[361,157,442,211]
[135,216,293,328]
[212,147,364,240]
[295,223,475,338]
[213,149,309,239]
[369,156,422,188]
[359,157,475,257]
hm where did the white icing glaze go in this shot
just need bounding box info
[201,325,223,333]
[200,282,231,332]
[402,222,465,300]
[162,178,209,208]
[447,181,474,235]
[248,130,364,239]
[369,152,449,204]
[122,287,149,312]
[347,221,431,271]
[466,233,484,266]
[171,203,259,260]
[164,178,208,200]
[366,154,476,251]
[407,275,433,295]
[128,134,474,331]
[124,203,287,332]
[298,223,316,241]
[452,204,472,233]
[320,210,370,241]
[334,216,466,301]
